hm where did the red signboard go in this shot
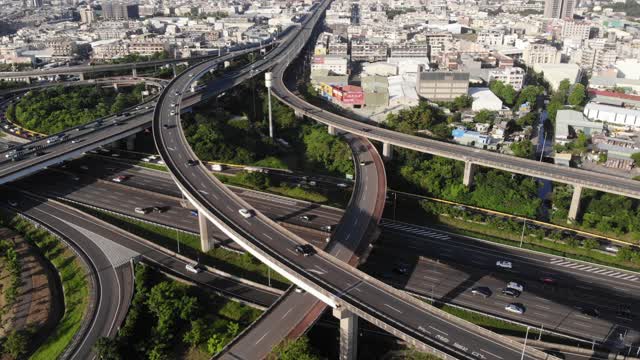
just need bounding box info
[313,56,325,64]
[342,91,364,105]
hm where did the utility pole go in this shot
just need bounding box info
[265,72,274,138]
[521,326,530,360]
[519,219,526,247]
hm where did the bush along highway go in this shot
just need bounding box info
[0,213,89,360]
[92,264,262,359]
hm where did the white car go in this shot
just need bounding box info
[238,208,253,218]
[294,287,305,293]
[506,281,524,293]
[337,183,348,188]
[505,303,524,315]
[496,260,512,269]
[185,263,203,274]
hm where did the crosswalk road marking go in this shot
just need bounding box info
[381,221,451,240]
[549,258,638,281]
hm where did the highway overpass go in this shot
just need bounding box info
[152,0,556,358]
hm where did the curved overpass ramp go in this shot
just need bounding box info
[152,1,556,359]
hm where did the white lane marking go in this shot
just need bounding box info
[281,308,293,319]
[255,332,268,345]
[480,349,503,359]
[384,303,402,313]
[534,305,550,310]
[262,233,273,240]
[573,321,591,328]
[429,326,448,336]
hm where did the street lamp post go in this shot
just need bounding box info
[265,72,274,139]
[521,326,530,360]
[519,219,526,248]
[176,228,181,254]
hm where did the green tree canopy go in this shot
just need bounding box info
[510,140,535,158]
[568,83,586,106]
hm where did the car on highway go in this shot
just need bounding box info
[190,210,198,217]
[308,181,317,186]
[185,262,203,274]
[7,200,18,207]
[505,303,525,315]
[359,161,366,166]
[238,208,253,218]
[320,225,333,232]
[170,111,176,116]
[540,276,556,285]
[496,260,512,269]
[581,307,600,318]
[295,244,315,257]
[152,206,167,213]
[337,183,348,188]
[186,159,199,166]
[71,138,85,144]
[299,215,311,222]
[135,207,151,215]
[501,288,521,298]
[294,287,305,293]
[506,281,524,292]
[163,124,171,129]
[112,175,128,183]
[470,287,492,298]
[393,263,410,275]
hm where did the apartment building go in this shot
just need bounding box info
[544,0,576,19]
[351,40,388,62]
[522,43,561,65]
[129,38,170,56]
[311,55,349,75]
[102,2,139,20]
[416,71,470,101]
[43,39,77,57]
[562,21,593,41]
[389,44,429,58]
[488,67,525,91]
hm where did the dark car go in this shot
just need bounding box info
[299,215,311,222]
[152,206,167,213]
[501,288,521,298]
[186,159,199,166]
[581,307,600,318]
[540,276,557,285]
[470,287,492,298]
[295,244,315,257]
[393,263,410,275]
[617,306,633,320]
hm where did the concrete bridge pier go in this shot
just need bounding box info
[463,161,477,187]
[199,213,213,252]
[132,67,137,77]
[172,63,177,78]
[382,142,393,161]
[328,125,336,136]
[568,185,583,223]
[125,134,136,151]
[78,73,85,81]
[294,109,304,120]
[333,308,358,360]
[113,83,118,91]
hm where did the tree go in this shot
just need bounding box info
[555,79,571,104]
[568,84,586,106]
[547,100,563,124]
[515,85,544,109]
[474,110,496,124]
[93,337,121,360]
[583,238,600,251]
[272,337,320,360]
[183,319,207,348]
[451,94,473,110]
[3,330,28,359]
[489,80,517,105]
[632,152,640,166]
[206,333,227,355]
[510,140,535,159]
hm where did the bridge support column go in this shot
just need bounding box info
[113,83,118,91]
[78,73,84,81]
[328,125,336,136]
[333,308,358,360]
[568,185,583,223]
[382,142,393,161]
[199,213,212,252]
[294,109,304,120]
[132,68,137,77]
[172,63,177,78]
[125,134,136,151]
[463,161,477,187]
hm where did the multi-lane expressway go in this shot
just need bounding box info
[16,158,640,351]
[152,0,554,358]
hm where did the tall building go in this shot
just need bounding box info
[24,0,43,8]
[544,0,576,19]
[102,2,139,20]
[79,7,95,25]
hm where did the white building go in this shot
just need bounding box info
[583,103,640,128]
[386,57,429,75]
[363,62,397,76]
[522,43,561,66]
[561,21,592,41]
[615,59,640,80]
[388,73,419,107]
[488,67,525,91]
[469,87,503,111]
[310,55,348,75]
[533,63,581,91]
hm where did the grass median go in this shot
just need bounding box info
[75,205,290,289]
[1,214,89,360]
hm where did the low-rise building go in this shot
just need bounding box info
[522,43,561,66]
[469,87,503,111]
[311,55,349,75]
[533,63,582,91]
[583,103,640,129]
[488,67,525,91]
[554,110,604,145]
[351,39,388,62]
[415,71,469,101]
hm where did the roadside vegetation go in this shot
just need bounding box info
[78,206,290,288]
[5,84,147,134]
[0,214,89,360]
[93,264,261,359]
[271,337,321,360]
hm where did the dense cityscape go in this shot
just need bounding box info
[0,0,640,359]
